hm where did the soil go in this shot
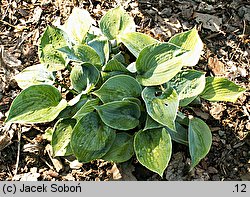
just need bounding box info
[0,0,249,181]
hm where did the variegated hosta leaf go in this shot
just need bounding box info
[188,117,212,168]
[88,37,109,65]
[70,63,100,93]
[122,97,142,108]
[38,26,70,71]
[73,98,100,121]
[52,118,76,156]
[168,28,203,67]
[144,115,163,131]
[134,128,172,177]
[165,122,188,146]
[144,115,188,146]
[200,77,246,102]
[168,70,206,106]
[14,64,55,89]
[95,101,141,130]
[102,133,134,163]
[6,85,67,123]
[93,75,142,103]
[61,7,94,44]
[176,111,189,126]
[101,71,128,82]
[120,32,158,58]
[59,44,101,69]
[142,86,179,131]
[100,6,135,40]
[71,112,116,163]
[102,54,128,73]
[57,95,88,119]
[136,43,187,86]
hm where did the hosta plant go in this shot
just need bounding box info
[6,6,246,176]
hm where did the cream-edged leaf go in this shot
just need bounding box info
[95,101,141,130]
[134,128,172,177]
[52,118,76,156]
[71,112,116,163]
[93,75,142,103]
[61,7,94,44]
[142,86,179,131]
[169,28,203,67]
[102,133,134,163]
[168,70,206,106]
[120,32,158,58]
[100,6,135,40]
[6,85,67,123]
[200,77,246,102]
[14,64,55,89]
[188,117,212,168]
[136,43,187,86]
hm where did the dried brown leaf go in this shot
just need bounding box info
[208,56,225,75]
[194,12,222,32]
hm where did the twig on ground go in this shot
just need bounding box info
[14,130,21,175]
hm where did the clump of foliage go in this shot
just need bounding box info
[6,6,245,176]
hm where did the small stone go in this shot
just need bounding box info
[212,174,220,181]
[221,139,226,144]
[218,130,225,136]
[241,174,250,181]
[160,8,172,17]
[208,166,218,174]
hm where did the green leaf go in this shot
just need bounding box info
[95,101,141,130]
[144,115,163,130]
[102,52,128,73]
[57,95,88,119]
[6,85,67,123]
[188,117,212,168]
[52,118,76,156]
[101,71,127,82]
[200,77,246,102]
[102,58,128,73]
[59,44,101,68]
[61,7,94,44]
[71,112,116,162]
[100,6,135,40]
[70,63,100,93]
[38,26,69,71]
[134,128,172,177]
[136,43,187,86]
[88,37,110,65]
[73,98,100,121]
[166,122,188,146]
[169,28,203,67]
[14,64,55,89]
[144,116,188,146]
[142,86,179,131]
[102,133,134,163]
[122,97,142,108]
[176,111,189,126]
[168,70,206,106]
[120,32,158,58]
[93,75,142,103]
